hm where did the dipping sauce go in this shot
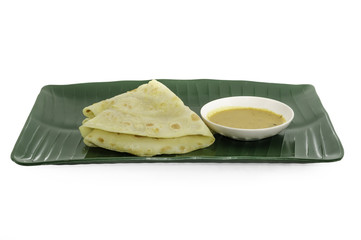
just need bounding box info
[208,107,286,129]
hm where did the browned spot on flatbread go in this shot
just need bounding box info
[171,123,181,129]
[98,137,104,143]
[179,146,186,151]
[146,123,154,127]
[191,113,200,121]
[161,146,172,152]
[123,103,132,109]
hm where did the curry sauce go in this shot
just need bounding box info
[208,107,285,129]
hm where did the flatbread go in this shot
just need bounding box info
[79,80,215,156]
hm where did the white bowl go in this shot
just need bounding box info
[200,96,294,141]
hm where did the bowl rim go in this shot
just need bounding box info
[200,96,294,132]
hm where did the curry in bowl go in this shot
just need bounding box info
[208,107,286,129]
[200,96,294,141]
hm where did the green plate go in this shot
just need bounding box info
[11,79,344,165]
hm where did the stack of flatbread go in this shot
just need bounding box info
[79,80,215,156]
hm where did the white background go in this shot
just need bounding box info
[1,0,360,239]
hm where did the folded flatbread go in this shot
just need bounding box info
[79,80,215,156]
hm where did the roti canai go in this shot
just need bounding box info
[79,80,215,156]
